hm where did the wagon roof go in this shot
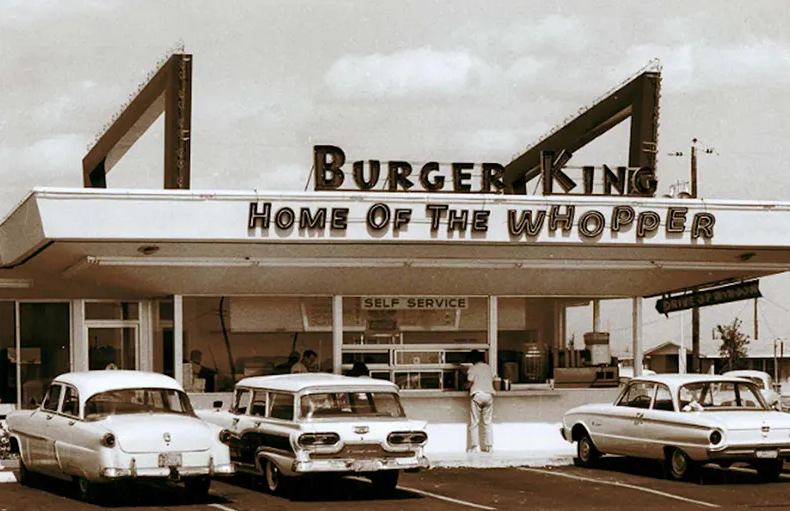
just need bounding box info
[236,373,399,393]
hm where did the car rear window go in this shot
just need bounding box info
[679,381,766,411]
[84,388,196,420]
[300,391,405,419]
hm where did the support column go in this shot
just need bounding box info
[138,301,154,372]
[71,299,88,372]
[333,295,343,375]
[632,297,643,377]
[678,310,687,374]
[488,296,498,377]
[592,300,601,332]
[174,295,184,384]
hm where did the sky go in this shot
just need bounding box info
[2,0,790,358]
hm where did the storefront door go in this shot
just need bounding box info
[87,326,138,370]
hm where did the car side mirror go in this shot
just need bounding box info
[213,400,223,409]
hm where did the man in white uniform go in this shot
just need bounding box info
[465,349,495,453]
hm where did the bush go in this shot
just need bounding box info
[0,420,17,460]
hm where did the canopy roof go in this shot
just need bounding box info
[0,187,789,300]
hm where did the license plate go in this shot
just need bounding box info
[353,460,378,472]
[158,453,182,467]
[756,449,779,459]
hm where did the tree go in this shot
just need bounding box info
[716,318,750,371]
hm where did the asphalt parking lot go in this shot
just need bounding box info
[2,459,790,511]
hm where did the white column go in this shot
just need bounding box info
[488,296,498,377]
[554,301,564,349]
[632,297,643,377]
[71,299,88,372]
[592,300,601,332]
[174,295,184,384]
[678,310,687,374]
[333,295,343,374]
[138,301,154,372]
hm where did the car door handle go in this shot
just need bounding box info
[68,420,75,426]
[232,418,239,426]
[45,414,53,420]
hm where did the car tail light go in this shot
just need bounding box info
[388,431,428,445]
[298,432,340,448]
[219,429,233,444]
[709,430,723,445]
[101,433,116,448]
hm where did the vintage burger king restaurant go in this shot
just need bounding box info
[1,57,790,462]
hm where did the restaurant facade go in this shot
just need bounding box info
[3,57,790,454]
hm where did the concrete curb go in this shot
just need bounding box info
[427,453,574,469]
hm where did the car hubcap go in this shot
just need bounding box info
[79,478,89,495]
[266,462,279,490]
[672,451,686,475]
[580,439,591,460]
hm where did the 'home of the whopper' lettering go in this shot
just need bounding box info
[247,202,715,241]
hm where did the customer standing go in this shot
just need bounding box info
[465,349,495,453]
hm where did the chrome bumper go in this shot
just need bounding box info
[707,445,790,461]
[101,463,235,480]
[293,456,430,474]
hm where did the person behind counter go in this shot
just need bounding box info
[291,350,318,374]
[188,349,217,392]
[465,349,495,453]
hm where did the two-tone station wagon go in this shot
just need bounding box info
[198,373,430,495]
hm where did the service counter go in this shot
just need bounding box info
[188,386,621,454]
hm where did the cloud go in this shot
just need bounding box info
[612,40,790,93]
[325,47,496,99]
[1,0,120,26]
[499,15,590,53]
[1,134,85,185]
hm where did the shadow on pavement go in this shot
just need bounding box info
[224,472,423,502]
[591,456,790,486]
[17,471,235,508]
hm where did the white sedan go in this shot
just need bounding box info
[6,370,234,502]
[722,370,782,410]
[198,373,430,495]
[561,373,790,482]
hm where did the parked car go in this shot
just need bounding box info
[6,370,234,502]
[560,373,790,482]
[197,373,430,495]
[722,370,782,410]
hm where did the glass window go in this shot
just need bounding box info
[88,327,136,370]
[61,386,80,417]
[85,301,139,321]
[20,303,70,409]
[41,384,62,412]
[268,393,294,421]
[250,390,267,417]
[652,384,674,411]
[679,381,766,411]
[183,297,334,392]
[84,388,195,420]
[0,302,15,405]
[299,391,405,419]
[231,388,250,414]
[617,382,655,409]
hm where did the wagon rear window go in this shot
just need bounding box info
[300,391,405,419]
[679,381,766,411]
[84,388,196,420]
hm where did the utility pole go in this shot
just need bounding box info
[754,297,759,341]
[669,138,715,373]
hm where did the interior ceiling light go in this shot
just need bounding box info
[137,245,160,256]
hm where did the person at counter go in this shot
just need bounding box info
[291,350,318,374]
[188,349,217,392]
[465,349,495,453]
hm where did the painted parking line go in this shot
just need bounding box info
[346,476,497,510]
[208,503,239,511]
[518,467,720,509]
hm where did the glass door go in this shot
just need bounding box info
[87,327,138,371]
